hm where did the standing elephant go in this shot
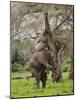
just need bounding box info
[30,49,52,88]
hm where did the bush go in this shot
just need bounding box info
[62,58,71,72]
[24,62,31,71]
[11,48,25,65]
[11,63,24,72]
[11,40,33,65]
[62,64,69,72]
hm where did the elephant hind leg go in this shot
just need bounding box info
[41,72,47,88]
[42,80,46,88]
[31,69,40,89]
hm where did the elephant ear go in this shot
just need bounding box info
[30,52,42,68]
[35,31,48,52]
[36,50,50,65]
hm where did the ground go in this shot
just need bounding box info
[11,72,74,98]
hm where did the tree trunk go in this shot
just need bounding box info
[68,66,74,80]
[51,51,62,82]
[68,55,74,80]
[44,12,62,82]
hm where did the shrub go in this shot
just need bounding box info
[11,48,25,65]
[24,62,31,71]
[62,58,71,72]
[11,63,24,72]
[62,64,69,72]
[11,40,33,65]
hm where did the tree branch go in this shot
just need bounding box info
[53,15,70,33]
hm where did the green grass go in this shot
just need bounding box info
[11,72,74,98]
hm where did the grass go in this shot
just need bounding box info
[11,72,74,98]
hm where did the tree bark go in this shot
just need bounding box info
[44,12,62,82]
[68,55,74,80]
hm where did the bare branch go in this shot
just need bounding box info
[53,15,70,33]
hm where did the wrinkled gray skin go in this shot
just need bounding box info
[30,49,52,88]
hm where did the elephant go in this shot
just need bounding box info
[35,32,49,52]
[30,49,52,88]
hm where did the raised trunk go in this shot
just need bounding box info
[44,12,51,34]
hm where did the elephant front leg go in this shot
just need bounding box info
[42,80,46,88]
[41,72,47,88]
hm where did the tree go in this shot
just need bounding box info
[10,2,74,80]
